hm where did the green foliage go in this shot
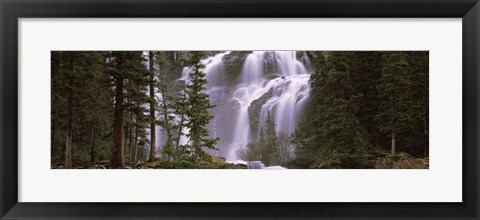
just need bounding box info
[152,51,177,160]
[51,51,428,169]
[52,51,149,167]
[236,111,294,166]
[376,52,413,133]
[181,52,219,161]
[51,51,112,163]
[294,51,428,168]
[147,160,246,169]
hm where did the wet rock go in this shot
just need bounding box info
[223,51,250,86]
[248,88,274,140]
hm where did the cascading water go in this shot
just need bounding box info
[160,51,312,162]
[158,52,230,156]
[241,51,265,83]
[227,51,311,160]
[258,74,311,135]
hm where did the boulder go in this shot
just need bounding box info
[212,156,226,165]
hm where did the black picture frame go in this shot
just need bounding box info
[1,0,479,219]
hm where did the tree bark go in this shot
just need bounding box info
[161,83,173,161]
[175,92,187,157]
[422,60,429,158]
[148,51,157,162]
[111,76,125,168]
[391,120,396,155]
[124,122,129,162]
[64,77,74,169]
[423,109,429,157]
[51,118,56,161]
[134,125,138,164]
[90,124,95,163]
[128,118,133,164]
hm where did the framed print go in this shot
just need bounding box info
[1,0,479,219]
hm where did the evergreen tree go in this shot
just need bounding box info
[50,50,429,169]
[183,52,219,161]
[156,52,176,160]
[51,51,105,168]
[348,52,384,149]
[262,110,278,165]
[172,91,188,160]
[106,51,147,168]
[297,51,371,168]
[148,51,157,162]
[376,52,414,155]
[236,111,294,166]
[409,51,429,157]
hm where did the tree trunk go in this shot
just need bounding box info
[148,51,156,162]
[391,120,396,155]
[64,77,73,169]
[391,97,397,156]
[128,119,133,164]
[124,122,129,162]
[422,64,429,158]
[423,109,429,157]
[134,125,138,164]
[90,124,95,163]
[175,92,187,157]
[51,119,56,161]
[111,76,125,168]
[161,84,173,161]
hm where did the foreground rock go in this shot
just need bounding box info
[212,156,226,165]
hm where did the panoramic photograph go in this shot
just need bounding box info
[51,51,429,169]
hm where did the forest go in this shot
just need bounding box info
[51,51,428,169]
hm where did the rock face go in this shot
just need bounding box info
[247,88,274,140]
[374,153,429,169]
[222,51,251,87]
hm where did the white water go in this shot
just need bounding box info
[161,51,312,161]
[227,51,311,160]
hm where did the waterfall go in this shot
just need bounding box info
[227,51,312,160]
[258,74,311,135]
[241,51,265,83]
[165,51,311,161]
[160,52,230,156]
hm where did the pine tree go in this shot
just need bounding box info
[262,111,278,165]
[376,52,414,155]
[148,51,157,162]
[173,91,188,160]
[156,52,176,160]
[51,51,105,168]
[183,52,219,161]
[410,52,429,157]
[348,52,383,149]
[298,51,371,167]
[107,51,147,168]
